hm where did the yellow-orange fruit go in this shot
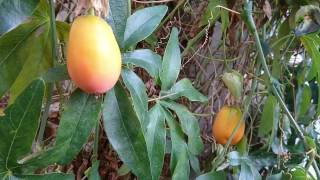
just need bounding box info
[67,15,121,93]
[212,106,245,145]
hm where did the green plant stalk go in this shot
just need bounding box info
[49,0,58,66]
[36,83,54,145]
[92,119,100,162]
[244,0,320,178]
[36,0,58,145]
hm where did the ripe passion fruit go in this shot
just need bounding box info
[212,105,245,145]
[67,15,121,93]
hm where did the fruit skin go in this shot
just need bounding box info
[212,106,245,145]
[67,15,121,94]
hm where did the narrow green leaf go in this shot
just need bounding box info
[0,80,45,173]
[121,69,148,130]
[108,0,130,45]
[145,104,166,180]
[0,0,40,34]
[196,171,226,180]
[160,101,203,155]
[160,27,181,90]
[87,161,101,180]
[295,85,311,118]
[162,109,190,179]
[189,153,201,175]
[103,83,152,179]
[161,78,208,103]
[122,49,162,79]
[258,96,279,136]
[17,173,74,180]
[123,5,167,49]
[56,89,102,164]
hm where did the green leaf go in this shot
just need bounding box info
[160,101,203,155]
[162,109,190,180]
[123,5,167,49]
[102,83,152,180]
[122,49,162,80]
[160,27,181,90]
[87,161,101,180]
[258,96,279,136]
[42,65,69,83]
[108,0,130,45]
[301,34,320,73]
[189,153,201,175]
[295,85,311,118]
[239,162,262,180]
[0,1,52,103]
[56,89,102,164]
[0,80,45,174]
[145,104,166,180]
[290,167,309,180]
[17,173,74,180]
[196,171,226,180]
[221,71,243,99]
[121,69,148,129]
[0,0,40,34]
[0,19,47,99]
[161,78,208,103]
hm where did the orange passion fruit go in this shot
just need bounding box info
[67,15,121,93]
[212,106,245,145]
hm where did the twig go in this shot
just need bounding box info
[148,92,178,102]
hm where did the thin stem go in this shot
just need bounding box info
[148,92,178,102]
[36,83,54,145]
[92,119,100,162]
[49,0,58,66]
